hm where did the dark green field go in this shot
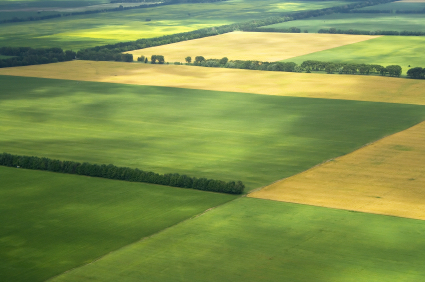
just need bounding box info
[0,166,235,282]
[50,197,425,282]
[2,75,425,191]
[262,13,425,32]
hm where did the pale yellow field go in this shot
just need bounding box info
[1,60,425,105]
[249,121,425,220]
[396,0,425,3]
[126,32,380,62]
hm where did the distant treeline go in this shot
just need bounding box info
[318,27,425,36]
[0,47,76,68]
[407,67,425,79]
[75,0,396,62]
[185,56,402,77]
[348,9,425,14]
[0,153,245,194]
[0,2,165,25]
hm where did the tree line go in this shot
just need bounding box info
[73,0,396,62]
[0,47,76,68]
[348,9,425,14]
[0,152,245,194]
[407,67,425,79]
[183,57,402,77]
[318,28,425,36]
[0,2,166,25]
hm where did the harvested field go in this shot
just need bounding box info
[249,121,425,221]
[126,32,379,62]
[2,60,425,105]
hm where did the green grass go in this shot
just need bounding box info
[0,54,13,59]
[282,36,425,75]
[0,166,236,282]
[262,13,425,32]
[0,0,349,50]
[356,2,425,11]
[50,197,425,282]
[1,75,425,191]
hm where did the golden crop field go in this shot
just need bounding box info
[2,60,425,105]
[249,121,425,220]
[126,32,380,62]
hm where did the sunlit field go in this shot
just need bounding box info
[0,0,349,50]
[127,32,378,62]
[250,121,425,220]
[3,61,425,105]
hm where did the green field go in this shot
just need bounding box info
[262,13,425,32]
[50,197,425,282]
[282,36,425,74]
[0,0,349,49]
[0,166,235,282]
[356,1,425,11]
[2,75,425,191]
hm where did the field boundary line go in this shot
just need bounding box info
[45,196,242,281]
[248,120,425,195]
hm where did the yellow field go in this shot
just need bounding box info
[249,121,425,220]
[126,32,379,62]
[1,60,425,105]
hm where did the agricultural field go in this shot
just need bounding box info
[249,121,425,220]
[2,74,424,191]
[356,1,425,11]
[282,36,425,75]
[49,198,425,282]
[127,32,378,63]
[262,13,425,32]
[3,0,425,281]
[0,0,350,49]
[3,61,425,105]
[0,165,236,282]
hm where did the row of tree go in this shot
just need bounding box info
[318,28,425,36]
[73,0,396,62]
[300,60,402,76]
[184,57,402,77]
[407,67,425,79]
[348,9,425,14]
[0,153,245,194]
[76,49,133,62]
[0,47,76,68]
[0,2,166,25]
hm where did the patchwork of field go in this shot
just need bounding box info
[2,75,424,191]
[49,197,425,282]
[283,36,425,75]
[0,0,349,49]
[0,166,236,282]
[263,13,425,32]
[2,61,425,105]
[127,32,378,63]
[356,1,425,10]
[249,121,425,220]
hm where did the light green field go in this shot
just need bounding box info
[0,166,236,282]
[1,75,425,191]
[0,0,349,49]
[262,13,425,32]
[50,197,425,282]
[282,36,425,74]
[357,1,425,11]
